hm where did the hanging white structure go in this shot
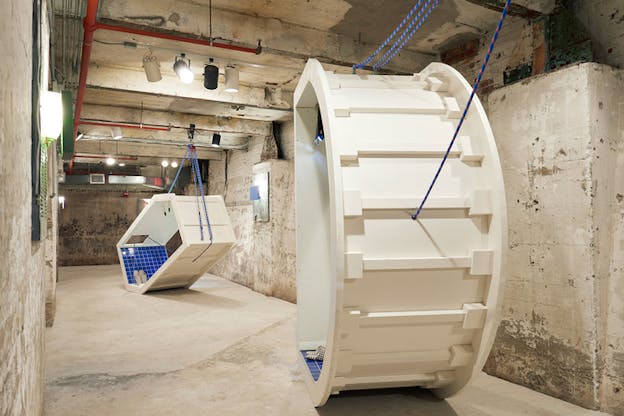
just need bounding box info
[116,194,235,294]
[295,59,507,406]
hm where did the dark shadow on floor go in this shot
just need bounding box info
[147,288,246,308]
[317,387,458,416]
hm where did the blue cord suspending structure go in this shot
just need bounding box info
[373,0,440,71]
[168,143,213,242]
[412,0,511,220]
[352,0,427,72]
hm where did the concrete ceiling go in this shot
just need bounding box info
[54,0,553,168]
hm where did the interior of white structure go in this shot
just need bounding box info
[295,82,333,378]
[118,199,181,285]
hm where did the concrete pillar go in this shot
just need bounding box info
[484,62,624,414]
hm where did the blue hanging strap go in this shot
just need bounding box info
[373,0,440,71]
[412,0,511,220]
[168,146,192,193]
[168,138,214,243]
[190,146,213,242]
[353,0,427,72]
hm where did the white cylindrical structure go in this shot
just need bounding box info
[142,54,162,83]
[224,65,239,93]
[294,59,507,406]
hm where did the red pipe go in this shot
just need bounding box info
[79,120,171,132]
[70,0,100,173]
[95,22,260,55]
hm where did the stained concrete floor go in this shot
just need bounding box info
[45,265,610,416]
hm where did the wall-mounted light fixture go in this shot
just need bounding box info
[161,160,169,167]
[106,157,116,166]
[224,65,239,93]
[171,161,179,168]
[40,90,63,139]
[142,52,162,82]
[211,132,221,147]
[204,58,219,90]
[173,53,194,84]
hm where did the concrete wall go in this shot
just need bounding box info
[483,63,624,414]
[208,134,296,302]
[0,0,50,414]
[574,0,624,69]
[57,188,155,266]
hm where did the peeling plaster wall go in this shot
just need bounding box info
[574,0,624,69]
[484,63,624,414]
[0,1,47,414]
[57,189,155,266]
[208,136,296,302]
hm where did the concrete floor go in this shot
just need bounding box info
[45,265,610,416]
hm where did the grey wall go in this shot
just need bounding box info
[57,189,156,266]
[0,0,51,414]
[208,133,296,302]
[483,63,624,415]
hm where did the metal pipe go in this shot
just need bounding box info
[94,22,260,54]
[70,0,99,173]
[79,120,171,132]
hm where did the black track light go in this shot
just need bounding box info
[212,132,221,147]
[204,58,219,90]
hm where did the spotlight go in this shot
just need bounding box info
[212,132,221,147]
[106,157,116,166]
[161,160,169,167]
[203,58,219,90]
[142,52,162,82]
[173,53,194,84]
[171,161,179,168]
[224,65,239,93]
[111,127,122,140]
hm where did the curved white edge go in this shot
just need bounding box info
[294,59,346,406]
[420,63,508,398]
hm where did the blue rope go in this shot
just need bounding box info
[191,151,213,242]
[168,146,192,193]
[353,0,427,72]
[411,0,511,220]
[168,143,213,242]
[373,0,440,71]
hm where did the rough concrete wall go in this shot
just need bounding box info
[58,189,155,266]
[574,0,624,69]
[277,120,295,161]
[443,17,541,105]
[587,65,624,415]
[0,1,47,414]
[208,136,296,302]
[45,147,59,327]
[484,63,624,413]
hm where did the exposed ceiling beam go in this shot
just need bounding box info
[81,104,273,137]
[75,139,224,161]
[83,87,292,121]
[98,0,436,73]
[86,63,292,110]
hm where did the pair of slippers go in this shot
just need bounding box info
[305,345,325,361]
